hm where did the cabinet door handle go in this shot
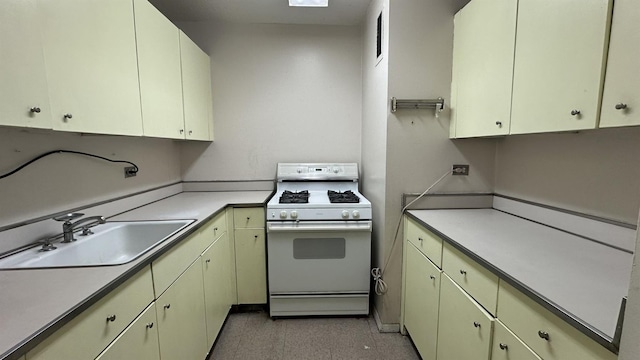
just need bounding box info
[188,130,193,135]
[615,103,628,110]
[254,235,258,240]
[30,107,41,113]
[499,343,508,350]
[473,321,481,328]
[460,269,467,275]
[495,121,502,127]
[418,237,423,243]
[538,330,550,341]
[164,304,171,310]
[146,322,154,329]
[205,259,211,263]
[214,227,218,231]
[247,217,251,221]
[570,109,581,116]
[429,275,436,280]
[106,315,116,322]
[63,113,73,120]
[179,129,184,134]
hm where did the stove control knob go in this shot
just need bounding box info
[280,211,288,219]
[290,211,298,219]
[352,210,360,219]
[297,168,302,173]
[333,168,339,173]
[342,210,350,219]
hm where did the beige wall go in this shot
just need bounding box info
[360,0,390,323]
[178,21,363,181]
[495,127,640,225]
[0,127,181,228]
[369,0,497,326]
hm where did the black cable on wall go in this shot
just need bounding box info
[0,150,139,180]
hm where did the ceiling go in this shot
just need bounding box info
[148,0,373,25]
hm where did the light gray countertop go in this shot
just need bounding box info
[0,191,272,360]
[407,209,633,351]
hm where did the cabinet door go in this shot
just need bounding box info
[202,233,232,345]
[437,274,494,360]
[0,0,51,129]
[156,260,208,360]
[599,0,640,128]
[491,320,541,360]
[510,0,613,134]
[450,0,517,138]
[235,228,267,304]
[38,0,143,136]
[179,31,213,141]
[95,303,160,360]
[404,243,440,360]
[133,0,184,139]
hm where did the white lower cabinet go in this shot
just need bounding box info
[437,274,494,360]
[95,303,160,360]
[491,320,541,360]
[403,243,440,360]
[156,259,208,360]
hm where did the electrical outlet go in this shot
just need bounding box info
[452,164,469,176]
[124,166,137,178]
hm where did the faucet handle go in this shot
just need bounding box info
[53,212,84,222]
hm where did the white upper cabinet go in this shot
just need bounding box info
[510,0,613,134]
[0,0,52,129]
[599,0,639,128]
[180,31,213,141]
[39,0,143,136]
[133,0,185,139]
[450,0,517,138]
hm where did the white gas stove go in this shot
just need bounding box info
[266,163,372,317]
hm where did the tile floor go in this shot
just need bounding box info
[207,311,420,360]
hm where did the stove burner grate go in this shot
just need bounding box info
[279,190,310,204]
[327,190,360,203]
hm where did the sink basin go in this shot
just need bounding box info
[0,220,194,269]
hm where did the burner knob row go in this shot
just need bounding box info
[279,210,298,219]
[341,210,361,219]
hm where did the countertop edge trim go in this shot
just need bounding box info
[405,210,619,354]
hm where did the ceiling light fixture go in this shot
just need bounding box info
[288,0,328,7]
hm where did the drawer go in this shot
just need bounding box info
[234,207,265,229]
[152,230,203,297]
[199,211,227,250]
[497,281,616,360]
[27,266,154,360]
[492,319,541,360]
[405,216,442,267]
[442,242,499,315]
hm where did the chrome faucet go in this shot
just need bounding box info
[53,213,106,243]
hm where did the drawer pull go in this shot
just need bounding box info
[460,269,467,275]
[615,103,627,110]
[538,330,550,341]
[418,237,423,242]
[429,275,436,280]
[146,322,154,329]
[247,217,251,221]
[205,259,211,263]
[570,109,581,116]
[499,343,508,351]
[30,107,41,113]
[164,304,171,310]
[473,321,481,328]
[106,315,116,322]
[214,227,218,231]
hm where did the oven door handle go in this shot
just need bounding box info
[267,221,372,232]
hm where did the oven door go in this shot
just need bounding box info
[267,221,372,294]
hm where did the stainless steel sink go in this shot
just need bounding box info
[0,220,194,269]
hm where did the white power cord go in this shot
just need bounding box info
[371,169,453,295]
